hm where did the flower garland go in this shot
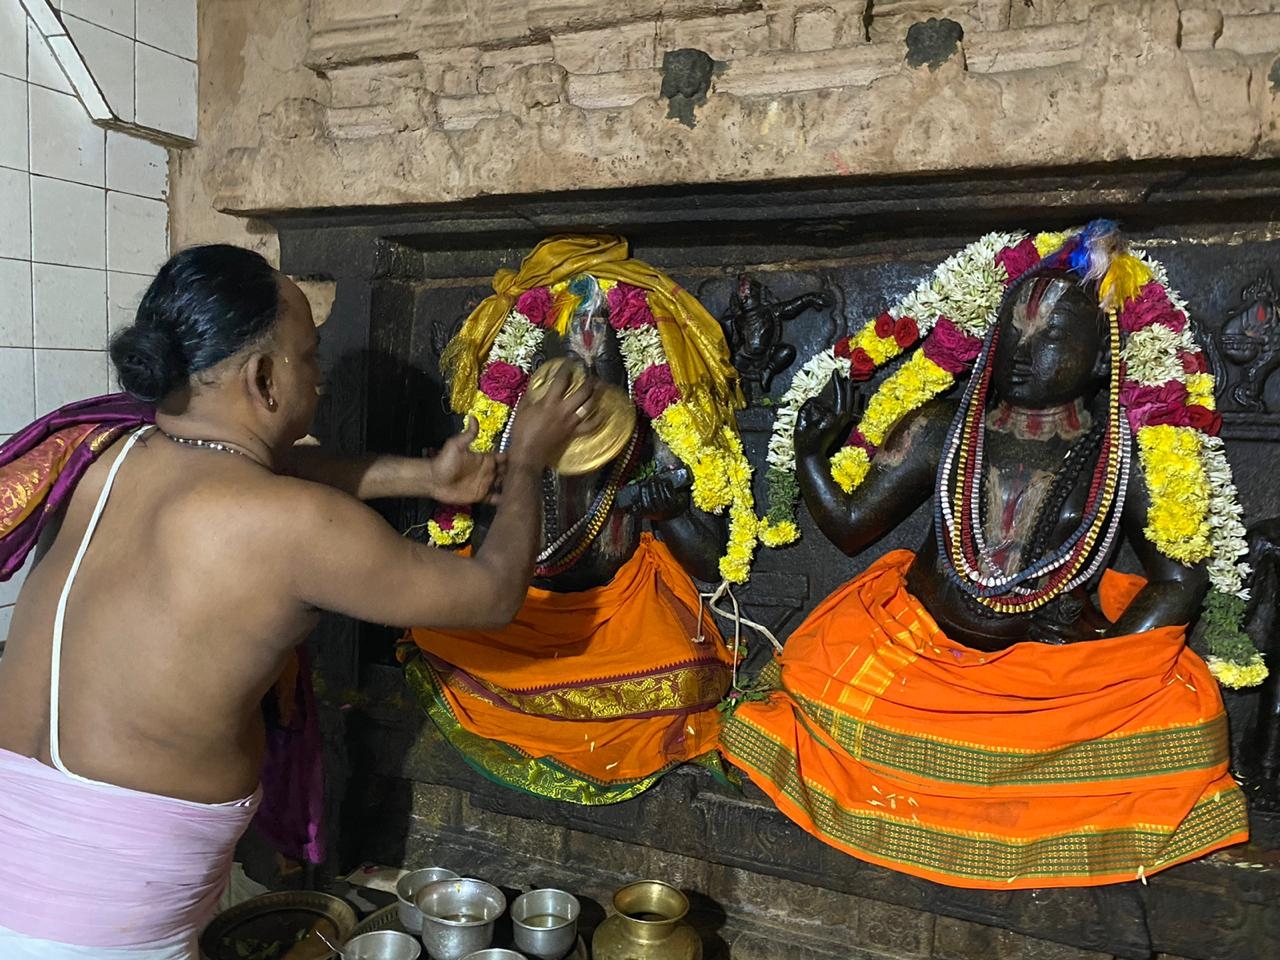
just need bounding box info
[762,230,1022,541]
[433,275,759,584]
[761,224,1262,687]
[426,506,474,547]
[1112,251,1257,687]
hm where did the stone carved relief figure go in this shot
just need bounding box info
[402,236,755,803]
[719,274,832,400]
[1210,271,1280,413]
[1237,517,1280,807]
[721,225,1253,889]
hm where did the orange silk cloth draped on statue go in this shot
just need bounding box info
[719,550,1247,888]
[404,535,733,803]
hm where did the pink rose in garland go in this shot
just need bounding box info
[1179,349,1208,375]
[995,237,1041,284]
[432,504,464,530]
[516,287,555,328]
[1119,282,1187,334]
[922,316,982,374]
[1186,405,1223,437]
[607,283,656,330]
[634,363,681,419]
[478,360,528,405]
[1119,380,1191,430]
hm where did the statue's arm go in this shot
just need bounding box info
[796,390,947,558]
[1107,436,1209,635]
[654,506,728,583]
[775,292,831,323]
[634,439,729,583]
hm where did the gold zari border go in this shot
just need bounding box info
[436,658,730,720]
[722,714,1247,883]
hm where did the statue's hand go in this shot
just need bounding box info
[630,475,691,522]
[1027,589,1111,644]
[795,374,861,459]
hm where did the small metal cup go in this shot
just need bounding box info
[415,878,506,960]
[397,867,461,933]
[511,889,579,960]
[343,930,424,960]
[460,951,528,960]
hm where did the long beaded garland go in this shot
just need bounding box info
[534,427,643,578]
[935,306,1131,614]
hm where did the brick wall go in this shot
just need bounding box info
[170,0,1280,246]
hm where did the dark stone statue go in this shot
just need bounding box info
[720,274,832,399]
[1238,516,1280,806]
[794,269,1207,650]
[471,279,726,591]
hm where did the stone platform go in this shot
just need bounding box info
[331,665,1280,960]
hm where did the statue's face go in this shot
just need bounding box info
[545,286,626,390]
[990,273,1105,408]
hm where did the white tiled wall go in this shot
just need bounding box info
[38,0,197,138]
[1,0,194,643]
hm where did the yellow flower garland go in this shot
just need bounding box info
[757,517,800,547]
[1135,425,1213,566]
[1208,655,1269,689]
[652,402,757,583]
[1186,373,1215,409]
[427,513,474,547]
[830,446,871,494]
[853,321,903,366]
[826,352,957,495]
[467,394,512,453]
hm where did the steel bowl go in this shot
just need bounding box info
[460,951,527,960]
[511,889,579,960]
[397,867,461,933]
[342,930,423,960]
[415,878,506,960]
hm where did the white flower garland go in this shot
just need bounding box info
[890,231,1022,335]
[490,309,545,371]
[765,231,1021,481]
[766,348,845,477]
[619,326,665,381]
[1125,250,1250,603]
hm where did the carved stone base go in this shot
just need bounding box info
[338,666,1280,960]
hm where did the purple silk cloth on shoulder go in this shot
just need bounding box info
[0,393,154,579]
[0,393,325,864]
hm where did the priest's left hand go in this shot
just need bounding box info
[429,417,504,505]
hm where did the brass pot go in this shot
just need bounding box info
[590,881,702,960]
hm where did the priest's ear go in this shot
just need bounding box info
[244,351,280,414]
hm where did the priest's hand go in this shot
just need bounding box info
[428,418,504,505]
